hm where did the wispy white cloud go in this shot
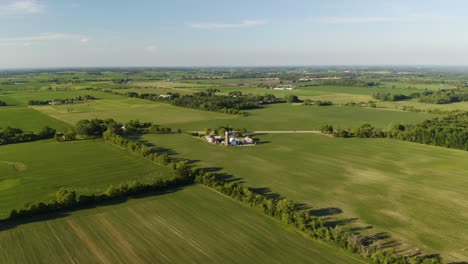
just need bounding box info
[0,0,44,14]
[190,19,267,29]
[318,14,457,25]
[0,33,89,46]
[145,45,157,53]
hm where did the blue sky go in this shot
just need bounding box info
[1,0,468,68]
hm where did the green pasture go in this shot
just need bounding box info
[377,100,468,112]
[0,107,70,132]
[132,80,210,88]
[182,77,284,86]
[32,97,235,126]
[139,133,468,262]
[0,185,363,264]
[112,87,195,96]
[177,103,437,131]
[33,99,435,131]
[381,81,457,91]
[0,90,119,106]
[0,139,174,219]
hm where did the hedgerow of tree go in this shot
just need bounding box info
[27,95,96,105]
[8,131,198,220]
[195,173,442,264]
[373,88,468,104]
[322,112,468,150]
[122,90,285,115]
[3,116,445,264]
[0,126,56,145]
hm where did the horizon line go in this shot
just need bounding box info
[3,64,468,71]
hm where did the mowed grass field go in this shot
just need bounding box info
[0,107,70,131]
[140,133,468,262]
[0,139,175,219]
[0,185,364,264]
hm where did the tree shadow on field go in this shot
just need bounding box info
[254,140,271,145]
[324,217,359,228]
[132,136,179,156]
[206,168,244,184]
[0,186,185,232]
[153,146,178,156]
[349,225,373,232]
[202,167,223,173]
[295,203,313,211]
[362,232,391,245]
[0,212,69,232]
[196,173,454,262]
[251,133,268,137]
[93,139,464,262]
[309,207,343,217]
[251,187,283,200]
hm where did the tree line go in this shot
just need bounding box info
[0,126,56,145]
[122,90,285,115]
[321,112,467,150]
[373,88,468,104]
[0,100,6,106]
[303,79,380,87]
[372,92,411,102]
[60,118,175,141]
[8,131,199,220]
[387,113,468,150]
[27,95,96,105]
[304,99,333,106]
[195,173,442,264]
[2,118,445,264]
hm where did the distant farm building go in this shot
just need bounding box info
[204,132,255,146]
[273,85,295,91]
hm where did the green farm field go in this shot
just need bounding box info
[139,133,468,262]
[177,104,437,131]
[179,77,467,109]
[377,100,468,112]
[32,97,235,126]
[32,98,436,131]
[0,90,119,106]
[0,107,70,132]
[112,86,195,96]
[0,139,175,219]
[132,80,211,88]
[172,83,461,110]
[0,185,364,264]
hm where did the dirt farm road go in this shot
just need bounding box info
[252,131,322,134]
[190,130,324,134]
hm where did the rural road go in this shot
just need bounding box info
[252,131,322,134]
[190,130,323,134]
